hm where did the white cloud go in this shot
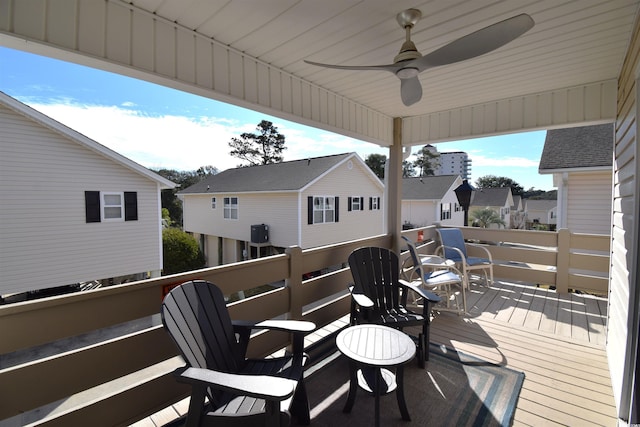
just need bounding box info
[470,154,539,168]
[26,101,383,172]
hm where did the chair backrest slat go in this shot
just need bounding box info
[162,281,242,373]
[349,247,400,312]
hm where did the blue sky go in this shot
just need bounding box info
[0,46,553,190]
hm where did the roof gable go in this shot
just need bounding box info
[0,91,175,189]
[402,175,459,200]
[471,187,513,207]
[539,123,613,172]
[179,153,369,194]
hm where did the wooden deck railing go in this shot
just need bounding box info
[0,227,609,426]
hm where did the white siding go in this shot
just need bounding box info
[183,192,299,248]
[302,159,384,249]
[566,172,613,235]
[0,105,163,294]
[401,200,438,227]
[608,15,639,420]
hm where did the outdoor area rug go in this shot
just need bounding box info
[305,342,525,427]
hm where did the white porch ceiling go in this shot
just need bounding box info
[1,0,638,146]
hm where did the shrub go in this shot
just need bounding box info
[162,228,205,275]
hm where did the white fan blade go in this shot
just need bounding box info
[414,14,534,70]
[401,77,422,106]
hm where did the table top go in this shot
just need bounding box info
[336,324,416,367]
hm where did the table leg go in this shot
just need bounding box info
[343,360,358,413]
[374,368,380,427]
[396,365,411,421]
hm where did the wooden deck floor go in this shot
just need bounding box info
[426,278,615,426]
[135,279,616,427]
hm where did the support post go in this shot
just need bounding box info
[387,118,403,255]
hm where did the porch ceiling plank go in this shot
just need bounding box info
[2,0,636,147]
[402,81,617,145]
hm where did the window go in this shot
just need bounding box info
[370,196,381,210]
[224,197,238,219]
[85,191,137,223]
[102,192,123,221]
[308,196,339,224]
[211,197,216,209]
[440,203,452,220]
[348,196,363,211]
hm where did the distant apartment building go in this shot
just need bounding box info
[424,145,471,180]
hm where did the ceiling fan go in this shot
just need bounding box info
[305,9,534,106]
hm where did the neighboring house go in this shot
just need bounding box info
[401,175,464,228]
[469,187,514,228]
[0,91,176,297]
[511,195,526,229]
[538,123,613,235]
[524,199,558,230]
[179,153,384,266]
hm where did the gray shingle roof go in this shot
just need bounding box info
[470,187,511,207]
[402,175,459,200]
[539,123,613,171]
[525,199,557,211]
[178,153,355,194]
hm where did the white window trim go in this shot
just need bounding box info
[313,195,335,224]
[224,196,239,220]
[101,192,124,222]
[351,196,361,211]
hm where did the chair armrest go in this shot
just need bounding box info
[435,245,467,262]
[348,283,374,308]
[232,319,316,334]
[399,279,441,304]
[466,243,494,261]
[175,366,296,401]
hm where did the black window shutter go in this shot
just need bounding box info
[377,197,381,210]
[360,197,364,210]
[348,197,352,211]
[307,196,313,224]
[369,197,373,210]
[335,197,339,222]
[124,192,138,221]
[85,191,101,223]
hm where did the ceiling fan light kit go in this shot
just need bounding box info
[305,9,534,106]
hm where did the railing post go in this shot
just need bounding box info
[556,228,570,293]
[285,246,303,319]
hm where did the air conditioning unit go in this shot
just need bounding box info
[251,224,269,243]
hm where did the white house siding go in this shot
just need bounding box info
[301,160,384,249]
[608,15,639,421]
[0,106,163,294]
[183,192,299,247]
[401,200,438,228]
[566,172,613,235]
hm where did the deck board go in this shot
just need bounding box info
[144,279,616,427]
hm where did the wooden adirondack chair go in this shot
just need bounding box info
[347,246,441,368]
[161,280,316,427]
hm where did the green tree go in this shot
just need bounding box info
[365,153,386,179]
[229,120,286,166]
[402,160,416,177]
[155,167,217,226]
[475,175,524,196]
[470,207,506,228]
[412,146,439,177]
[162,228,206,275]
